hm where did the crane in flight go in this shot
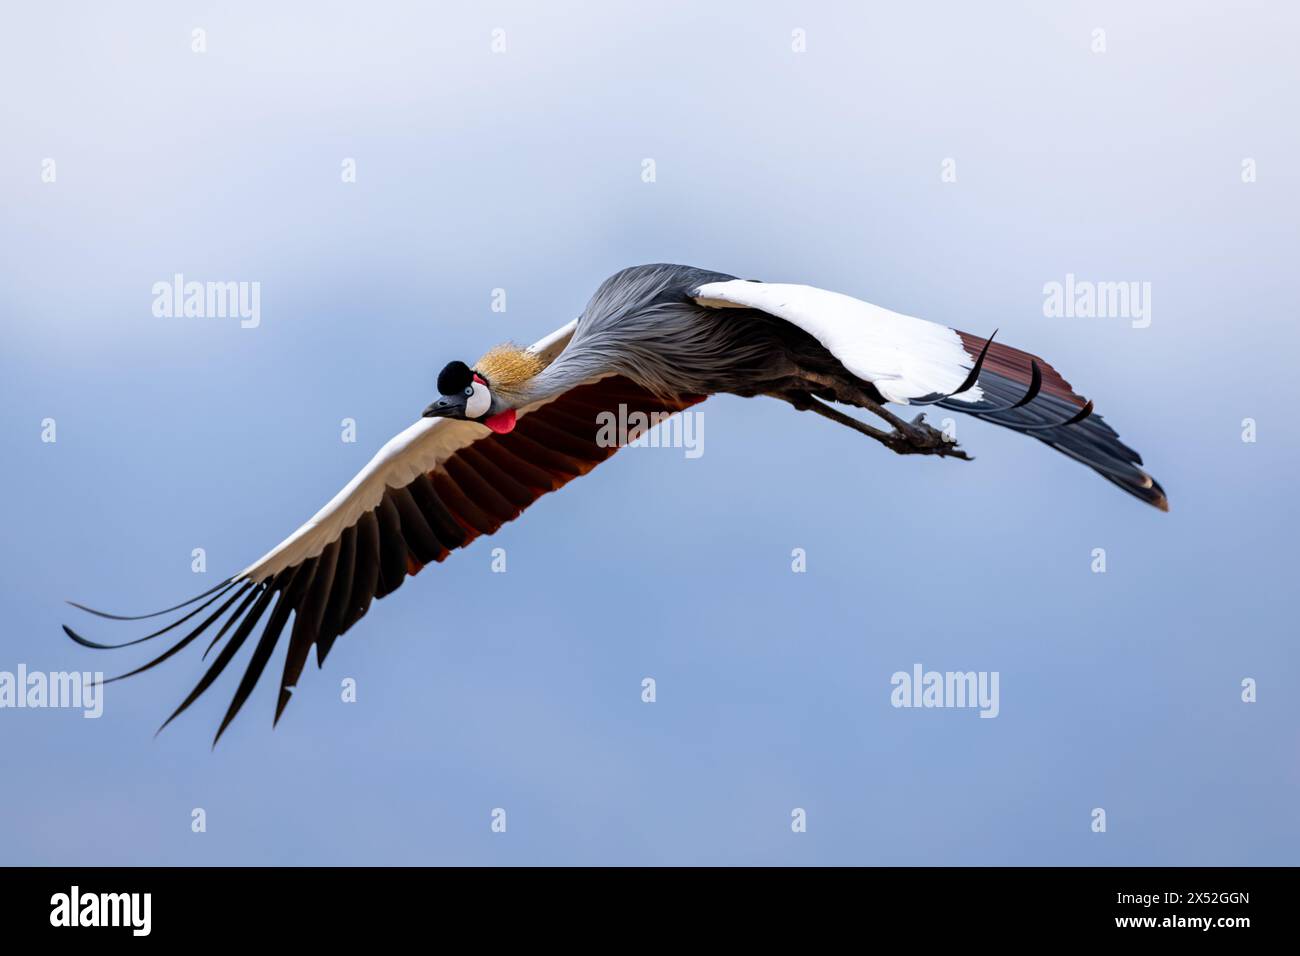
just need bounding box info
[65,263,1167,743]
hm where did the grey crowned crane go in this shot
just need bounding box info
[66,263,1167,742]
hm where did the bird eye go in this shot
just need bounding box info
[464,386,474,397]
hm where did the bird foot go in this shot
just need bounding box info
[885,414,972,460]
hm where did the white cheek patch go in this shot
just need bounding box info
[466,381,492,419]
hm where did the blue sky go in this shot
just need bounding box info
[1,1,1297,864]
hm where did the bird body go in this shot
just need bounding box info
[66,263,1167,742]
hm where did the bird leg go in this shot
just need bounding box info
[812,399,971,460]
[774,383,972,461]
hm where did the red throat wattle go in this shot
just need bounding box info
[484,408,516,434]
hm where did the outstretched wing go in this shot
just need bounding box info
[691,280,986,405]
[691,279,1166,511]
[66,321,703,742]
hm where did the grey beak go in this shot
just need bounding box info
[422,395,465,418]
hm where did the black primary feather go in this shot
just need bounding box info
[66,579,233,621]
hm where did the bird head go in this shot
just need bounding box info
[424,360,491,421]
[424,345,543,433]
